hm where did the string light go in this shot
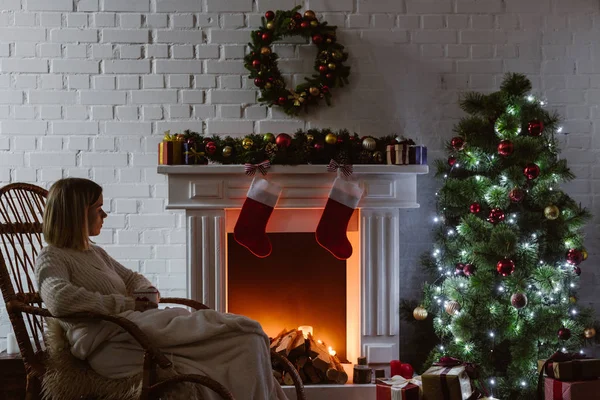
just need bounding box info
[557,126,563,133]
[527,95,535,102]
[489,331,495,338]
[520,381,527,387]
[439,345,445,351]
[571,309,578,315]
[490,378,496,386]
[447,229,455,236]
[433,216,440,223]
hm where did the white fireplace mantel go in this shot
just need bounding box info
[158,164,428,398]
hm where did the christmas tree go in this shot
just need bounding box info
[417,73,596,399]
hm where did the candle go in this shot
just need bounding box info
[390,359,402,377]
[298,325,313,339]
[6,332,19,355]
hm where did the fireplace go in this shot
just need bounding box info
[158,164,428,399]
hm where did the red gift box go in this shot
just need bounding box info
[545,377,600,399]
[158,141,173,165]
[386,144,410,165]
[376,377,421,400]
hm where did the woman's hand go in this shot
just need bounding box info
[135,299,158,312]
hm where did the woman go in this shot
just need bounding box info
[35,178,287,400]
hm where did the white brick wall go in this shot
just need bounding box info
[1,0,599,357]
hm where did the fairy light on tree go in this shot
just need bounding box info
[413,73,595,399]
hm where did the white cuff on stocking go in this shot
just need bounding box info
[329,177,364,209]
[247,177,281,207]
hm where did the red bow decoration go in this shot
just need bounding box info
[244,160,271,176]
[327,159,353,177]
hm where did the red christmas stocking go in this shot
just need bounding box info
[315,177,364,260]
[234,177,281,258]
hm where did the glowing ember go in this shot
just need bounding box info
[328,346,337,357]
[298,325,313,339]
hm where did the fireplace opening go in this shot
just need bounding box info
[227,232,348,362]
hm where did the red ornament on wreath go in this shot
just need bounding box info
[277,96,287,105]
[276,133,292,148]
[261,32,272,43]
[265,10,275,20]
[511,293,528,309]
[470,202,481,214]
[566,249,584,266]
[528,120,544,136]
[312,34,323,44]
[558,327,571,341]
[451,136,465,150]
[574,266,582,276]
[448,156,457,167]
[463,264,476,276]
[205,141,217,155]
[251,59,261,69]
[254,78,265,87]
[487,208,505,224]
[496,258,515,277]
[455,263,465,276]
[497,140,514,157]
[523,163,540,180]
[509,188,525,203]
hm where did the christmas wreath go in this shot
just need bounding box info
[243,6,351,116]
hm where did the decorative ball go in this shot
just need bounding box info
[309,87,320,96]
[263,133,275,143]
[304,10,316,20]
[312,34,323,44]
[528,120,544,136]
[265,142,277,156]
[362,137,376,151]
[261,32,272,42]
[276,133,292,148]
[584,327,596,339]
[451,136,465,150]
[266,21,275,30]
[455,263,465,276]
[277,96,286,105]
[566,249,584,266]
[306,134,314,143]
[300,21,309,29]
[445,301,461,316]
[325,73,334,80]
[487,208,505,224]
[569,296,577,304]
[328,63,337,70]
[310,20,319,28]
[222,145,232,157]
[264,82,272,90]
[318,65,328,73]
[544,205,560,220]
[205,141,217,155]
[523,163,540,180]
[496,258,515,277]
[463,264,476,276]
[242,138,254,150]
[254,78,265,87]
[558,327,571,341]
[511,293,528,309]
[497,140,514,157]
[265,10,275,20]
[325,133,337,145]
[293,12,303,21]
[260,47,271,56]
[470,202,481,214]
[582,249,588,260]
[413,306,428,321]
[448,156,457,167]
[509,188,525,203]
[252,59,261,69]
[373,151,384,164]
[332,50,343,60]
[321,85,329,93]
[574,266,582,276]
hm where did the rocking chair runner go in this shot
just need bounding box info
[0,182,306,400]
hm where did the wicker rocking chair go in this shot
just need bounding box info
[0,182,306,400]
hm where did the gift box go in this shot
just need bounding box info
[421,364,473,400]
[544,377,600,399]
[386,144,410,165]
[158,141,173,165]
[158,131,184,165]
[183,142,207,165]
[538,355,600,381]
[376,376,422,400]
[409,146,427,165]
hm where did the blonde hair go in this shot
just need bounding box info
[43,178,103,251]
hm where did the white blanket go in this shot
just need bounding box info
[67,307,288,400]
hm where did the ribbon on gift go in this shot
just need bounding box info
[244,160,271,176]
[184,148,205,164]
[163,130,174,141]
[387,375,423,396]
[537,351,588,400]
[327,159,353,177]
[434,357,490,399]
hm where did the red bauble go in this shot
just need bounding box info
[558,327,571,341]
[566,249,584,266]
[314,142,324,151]
[511,293,528,309]
[448,156,457,167]
[463,264,476,276]
[496,258,515,276]
[312,34,323,44]
[293,12,303,21]
[261,32,272,42]
[254,78,265,87]
[321,85,329,93]
[455,263,465,276]
[574,266,582,276]
[325,73,334,80]
[318,65,328,73]
[399,363,414,380]
[523,163,540,180]
[205,141,217,155]
[470,202,481,214]
[277,96,287,105]
[275,133,292,148]
[528,120,544,136]
[251,59,261,69]
[451,136,465,150]
[497,140,514,157]
[300,21,309,29]
[509,188,525,203]
[265,10,275,20]
[487,208,505,224]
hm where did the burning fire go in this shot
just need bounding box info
[298,325,337,357]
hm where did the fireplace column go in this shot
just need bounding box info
[360,208,401,364]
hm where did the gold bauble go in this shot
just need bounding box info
[584,327,596,339]
[264,82,272,89]
[445,300,461,316]
[582,249,588,260]
[325,133,337,145]
[310,20,318,28]
[222,146,232,157]
[304,10,316,20]
[326,38,332,44]
[544,205,560,220]
[264,132,275,143]
[362,137,376,151]
[333,51,343,60]
[327,63,336,70]
[306,134,314,143]
[413,306,428,321]
[373,151,384,164]
[242,138,254,150]
[309,87,320,96]
[569,296,577,304]
[266,21,274,30]
[260,47,271,55]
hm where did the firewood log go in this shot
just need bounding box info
[326,355,349,384]
[303,362,322,384]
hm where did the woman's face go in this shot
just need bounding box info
[88,194,107,237]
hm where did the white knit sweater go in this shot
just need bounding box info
[35,244,153,317]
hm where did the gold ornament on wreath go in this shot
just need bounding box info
[413,306,428,321]
[243,5,351,116]
[445,300,461,316]
[544,205,560,220]
[584,327,596,339]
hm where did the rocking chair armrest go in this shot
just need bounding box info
[159,297,210,311]
[6,300,173,369]
[149,374,235,400]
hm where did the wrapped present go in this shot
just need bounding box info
[386,144,410,165]
[183,141,207,165]
[544,377,600,399]
[409,146,427,165]
[376,376,422,400]
[158,131,174,165]
[422,357,476,400]
[538,352,600,381]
